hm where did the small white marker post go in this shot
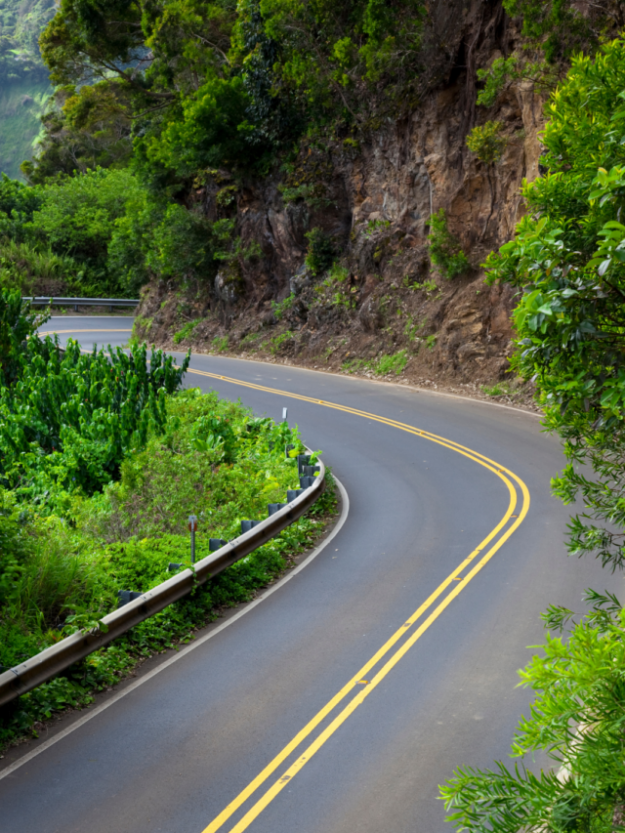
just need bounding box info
[188,514,198,564]
[282,407,288,423]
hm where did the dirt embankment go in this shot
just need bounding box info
[136,2,542,407]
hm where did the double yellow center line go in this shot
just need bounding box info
[38,330,530,833]
[186,368,529,833]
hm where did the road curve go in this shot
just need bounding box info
[0,316,617,833]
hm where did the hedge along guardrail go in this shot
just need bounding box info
[0,453,325,708]
[24,297,140,310]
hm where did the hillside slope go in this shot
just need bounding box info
[135,2,539,400]
[0,0,53,178]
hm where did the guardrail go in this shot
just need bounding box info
[0,454,325,708]
[24,297,140,311]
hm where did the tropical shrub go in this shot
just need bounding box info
[441,37,625,832]
[0,385,334,750]
[427,209,470,279]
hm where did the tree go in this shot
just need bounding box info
[441,37,625,832]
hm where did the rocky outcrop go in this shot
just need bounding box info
[136,1,542,398]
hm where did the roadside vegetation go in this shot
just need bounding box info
[441,34,625,833]
[0,290,334,750]
[1,0,625,821]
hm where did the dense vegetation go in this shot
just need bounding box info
[0,0,621,299]
[441,37,625,833]
[2,0,625,821]
[0,289,332,748]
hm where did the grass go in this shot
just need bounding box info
[403,276,438,293]
[342,350,409,377]
[240,332,261,347]
[403,315,423,342]
[376,350,408,375]
[272,293,296,320]
[264,331,294,355]
[211,335,229,352]
[481,381,516,397]
[173,319,202,344]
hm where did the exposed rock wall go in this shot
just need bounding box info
[137,1,543,397]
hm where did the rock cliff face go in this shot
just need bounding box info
[136,1,543,399]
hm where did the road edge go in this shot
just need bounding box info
[0,474,350,781]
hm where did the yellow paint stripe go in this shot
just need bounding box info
[201,482,519,833]
[186,366,529,501]
[35,327,530,832]
[227,498,525,832]
[184,372,530,831]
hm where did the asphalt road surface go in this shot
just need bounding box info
[0,316,619,833]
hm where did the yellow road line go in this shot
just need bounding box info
[182,371,530,832]
[35,328,530,832]
[226,499,524,833]
[201,481,520,833]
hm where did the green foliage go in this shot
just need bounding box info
[29,0,429,187]
[0,173,41,238]
[305,227,336,276]
[173,320,202,344]
[0,295,189,501]
[264,330,293,355]
[403,275,437,293]
[135,76,255,182]
[211,335,229,352]
[342,349,408,376]
[0,385,334,748]
[239,331,260,348]
[21,81,133,184]
[481,382,515,397]
[466,121,508,165]
[443,37,625,833]
[502,0,618,64]
[441,592,625,832]
[31,167,144,293]
[375,350,408,375]
[485,39,625,572]
[365,218,391,236]
[0,288,48,385]
[272,292,296,320]
[313,262,356,309]
[476,57,519,107]
[424,334,437,350]
[403,315,421,341]
[0,166,222,298]
[427,209,470,279]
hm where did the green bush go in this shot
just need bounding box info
[31,167,145,295]
[375,350,408,375]
[466,120,508,165]
[427,209,470,279]
[0,385,334,750]
[305,228,336,276]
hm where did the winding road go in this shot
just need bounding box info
[0,316,618,833]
